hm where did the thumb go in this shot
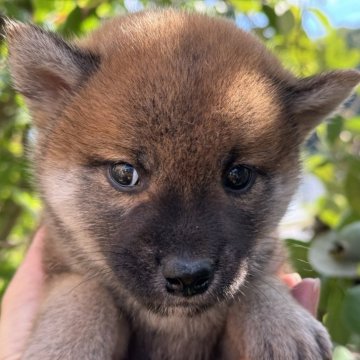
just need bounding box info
[291,278,321,316]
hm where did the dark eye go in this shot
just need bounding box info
[108,163,139,188]
[223,165,255,192]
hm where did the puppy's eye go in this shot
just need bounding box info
[224,165,255,192]
[108,163,139,188]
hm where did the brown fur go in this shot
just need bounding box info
[5,9,360,360]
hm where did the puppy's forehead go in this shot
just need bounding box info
[51,11,291,167]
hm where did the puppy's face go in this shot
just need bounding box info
[6,11,360,315]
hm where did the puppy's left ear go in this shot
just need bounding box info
[4,20,99,127]
[288,70,360,136]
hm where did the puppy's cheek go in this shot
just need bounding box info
[42,169,87,233]
[273,175,299,215]
[212,244,250,300]
[112,250,161,299]
[225,260,248,297]
[41,168,108,268]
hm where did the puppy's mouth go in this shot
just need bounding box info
[140,262,248,317]
[142,284,221,316]
[112,255,249,317]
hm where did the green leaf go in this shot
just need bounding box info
[286,239,317,278]
[60,6,83,35]
[277,10,295,34]
[262,4,277,30]
[323,279,351,345]
[332,345,355,360]
[326,116,343,145]
[335,222,360,262]
[308,8,332,32]
[337,210,360,230]
[345,117,360,134]
[345,168,360,217]
[342,285,360,334]
[309,232,359,278]
[229,0,261,12]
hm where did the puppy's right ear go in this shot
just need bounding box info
[5,20,99,126]
[287,70,360,137]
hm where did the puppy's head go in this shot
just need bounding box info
[6,11,360,315]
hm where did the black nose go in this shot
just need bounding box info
[162,257,214,297]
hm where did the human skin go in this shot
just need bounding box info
[0,228,45,360]
[0,228,321,360]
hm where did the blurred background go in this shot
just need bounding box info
[0,0,359,358]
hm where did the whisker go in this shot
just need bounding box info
[66,267,114,296]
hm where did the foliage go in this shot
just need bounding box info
[0,0,359,356]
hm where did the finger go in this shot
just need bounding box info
[0,227,46,360]
[291,278,321,316]
[280,272,302,288]
[2,227,45,308]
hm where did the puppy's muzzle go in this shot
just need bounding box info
[162,257,214,297]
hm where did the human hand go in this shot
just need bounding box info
[0,227,45,360]
[281,272,321,316]
[0,228,321,359]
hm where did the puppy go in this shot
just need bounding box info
[5,9,360,360]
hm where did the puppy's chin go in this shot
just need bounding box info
[147,302,215,317]
[124,291,217,317]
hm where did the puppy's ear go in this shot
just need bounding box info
[5,20,99,126]
[288,70,360,136]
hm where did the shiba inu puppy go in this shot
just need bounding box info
[5,9,360,360]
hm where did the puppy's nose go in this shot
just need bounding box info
[162,257,214,297]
